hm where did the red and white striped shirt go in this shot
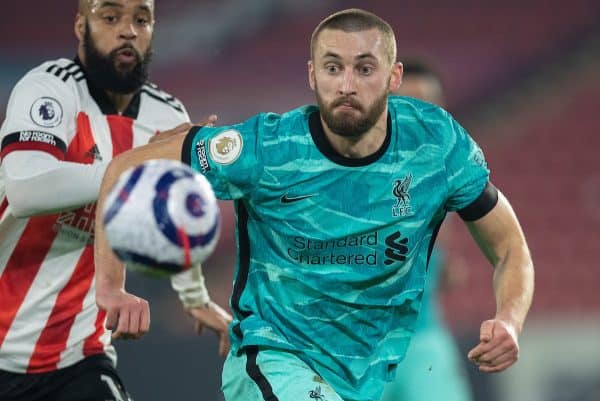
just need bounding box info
[0,58,189,373]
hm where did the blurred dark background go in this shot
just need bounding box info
[2,1,600,400]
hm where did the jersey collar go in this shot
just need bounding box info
[309,109,392,167]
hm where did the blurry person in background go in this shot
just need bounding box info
[0,1,229,401]
[381,59,473,401]
[393,59,446,106]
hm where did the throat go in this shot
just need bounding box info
[106,92,134,114]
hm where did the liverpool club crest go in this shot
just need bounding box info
[392,174,413,217]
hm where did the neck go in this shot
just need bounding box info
[104,91,135,114]
[320,106,389,159]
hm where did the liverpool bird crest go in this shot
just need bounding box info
[392,174,413,217]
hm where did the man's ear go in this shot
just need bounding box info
[308,60,316,91]
[389,62,403,92]
[74,13,85,42]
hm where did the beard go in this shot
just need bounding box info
[316,86,388,138]
[83,23,153,94]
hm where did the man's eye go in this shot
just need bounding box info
[359,66,373,75]
[326,65,339,73]
[104,15,118,23]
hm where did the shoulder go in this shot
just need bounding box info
[389,95,457,144]
[8,59,83,117]
[204,105,313,143]
[280,104,316,122]
[141,82,187,115]
[20,58,85,88]
[38,58,85,84]
[12,58,83,96]
[258,105,315,136]
[389,95,449,123]
[2,59,82,131]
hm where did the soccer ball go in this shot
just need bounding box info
[102,159,220,276]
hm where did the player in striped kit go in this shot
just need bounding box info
[93,8,535,401]
[0,1,230,400]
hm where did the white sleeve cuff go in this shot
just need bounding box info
[170,264,211,308]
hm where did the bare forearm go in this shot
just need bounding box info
[466,197,534,372]
[94,134,188,298]
[492,243,534,334]
[467,191,535,333]
[94,155,131,299]
[95,236,126,298]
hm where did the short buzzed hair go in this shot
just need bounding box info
[310,8,397,64]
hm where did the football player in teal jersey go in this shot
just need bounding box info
[94,8,535,401]
[381,59,474,401]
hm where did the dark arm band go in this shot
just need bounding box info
[1,131,67,160]
[458,181,499,221]
[181,125,203,166]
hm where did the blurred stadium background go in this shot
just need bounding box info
[2,1,599,400]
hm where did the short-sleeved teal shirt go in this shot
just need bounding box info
[182,96,489,400]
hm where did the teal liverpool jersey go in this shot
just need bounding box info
[182,96,489,400]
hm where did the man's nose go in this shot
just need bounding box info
[118,17,138,40]
[338,69,357,95]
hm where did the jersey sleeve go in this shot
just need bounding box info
[179,103,191,124]
[442,113,490,212]
[2,151,108,217]
[0,69,77,161]
[181,113,265,200]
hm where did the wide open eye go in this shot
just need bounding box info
[325,64,341,74]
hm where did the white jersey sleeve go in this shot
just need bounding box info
[2,151,108,217]
[0,61,103,216]
[0,63,79,158]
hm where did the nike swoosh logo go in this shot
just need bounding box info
[280,193,318,204]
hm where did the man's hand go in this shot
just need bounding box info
[187,301,232,357]
[150,114,218,144]
[468,319,519,373]
[97,288,150,340]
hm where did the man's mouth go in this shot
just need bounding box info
[338,102,357,109]
[115,47,138,64]
[332,98,362,111]
[334,100,361,112]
